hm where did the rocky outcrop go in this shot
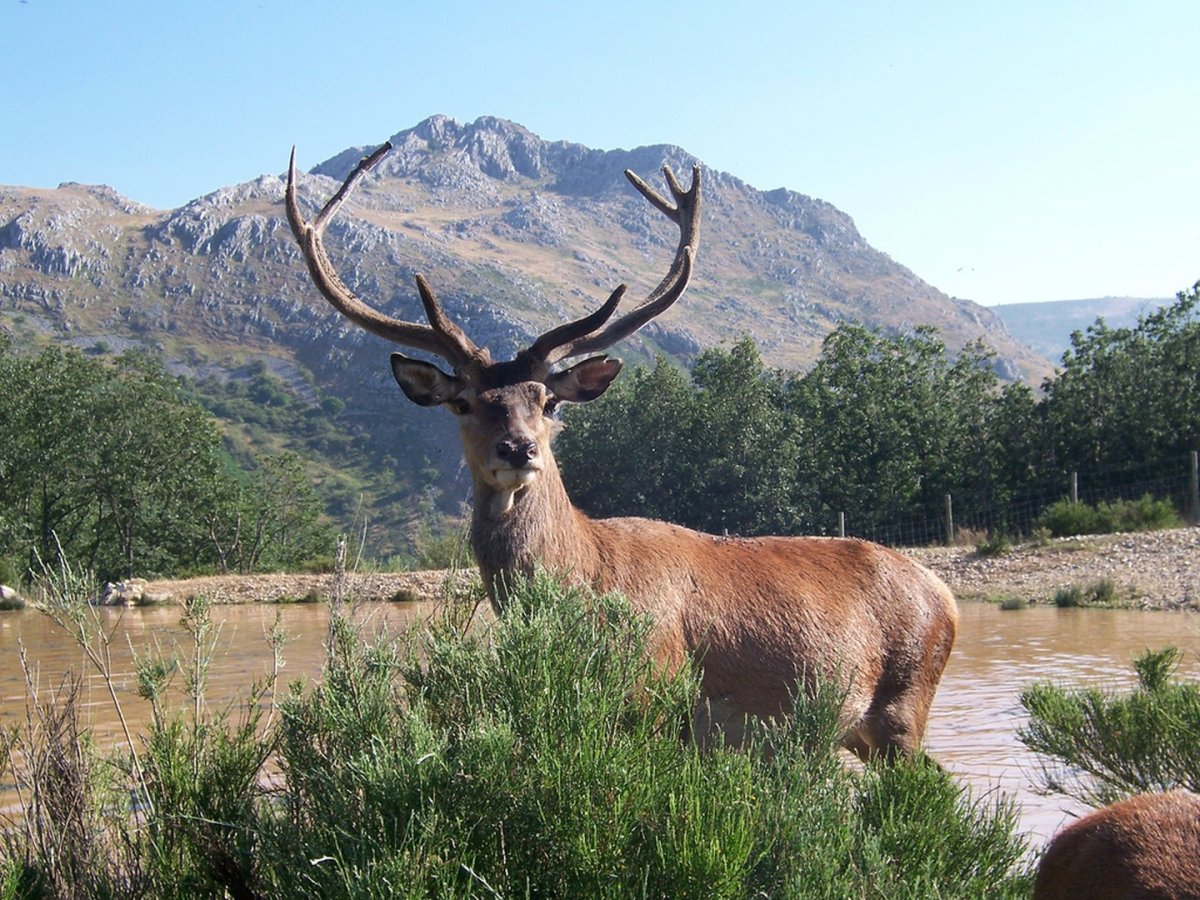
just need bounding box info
[96,578,173,607]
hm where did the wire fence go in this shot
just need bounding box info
[837,451,1200,548]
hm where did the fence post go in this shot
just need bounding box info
[838,511,846,538]
[1190,451,1199,525]
[944,493,954,545]
[1070,471,1079,504]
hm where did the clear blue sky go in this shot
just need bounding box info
[5,0,1198,307]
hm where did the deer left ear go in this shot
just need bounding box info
[546,356,623,403]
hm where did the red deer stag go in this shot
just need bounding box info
[1033,790,1200,899]
[285,141,958,759]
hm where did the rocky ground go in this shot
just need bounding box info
[140,569,477,606]
[905,526,1200,610]
[132,527,1200,612]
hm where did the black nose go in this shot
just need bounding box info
[496,438,537,467]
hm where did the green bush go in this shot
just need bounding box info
[1019,646,1200,806]
[1104,494,1184,532]
[1053,585,1083,608]
[5,575,1034,897]
[975,532,1013,557]
[1052,578,1123,608]
[260,574,1032,897]
[1036,494,1183,537]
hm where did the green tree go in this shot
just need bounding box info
[791,324,1002,536]
[0,345,111,574]
[206,452,331,573]
[83,353,229,577]
[0,344,329,581]
[1043,282,1200,470]
[684,338,802,535]
[558,356,698,524]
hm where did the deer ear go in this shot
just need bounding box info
[390,353,464,407]
[546,356,623,403]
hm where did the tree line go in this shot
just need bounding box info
[0,336,332,583]
[557,282,1200,540]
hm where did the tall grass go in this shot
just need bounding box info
[3,571,1033,897]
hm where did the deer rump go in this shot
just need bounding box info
[1033,790,1200,900]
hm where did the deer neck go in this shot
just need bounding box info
[470,454,597,601]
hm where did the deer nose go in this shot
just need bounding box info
[496,437,538,467]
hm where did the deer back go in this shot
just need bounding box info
[1033,790,1200,900]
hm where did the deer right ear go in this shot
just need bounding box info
[390,353,464,407]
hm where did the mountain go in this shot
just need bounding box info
[990,296,1174,364]
[0,115,1051,554]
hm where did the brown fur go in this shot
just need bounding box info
[464,382,958,759]
[1034,791,1200,899]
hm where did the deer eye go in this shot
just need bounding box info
[543,397,560,416]
[447,397,472,416]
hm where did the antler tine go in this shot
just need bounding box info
[553,164,701,360]
[524,284,627,368]
[286,143,484,371]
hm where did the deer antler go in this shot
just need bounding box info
[526,164,702,366]
[286,143,487,372]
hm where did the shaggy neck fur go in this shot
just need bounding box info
[470,453,599,606]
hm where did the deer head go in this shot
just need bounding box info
[285,142,701,515]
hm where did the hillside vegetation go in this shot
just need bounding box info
[561,285,1200,545]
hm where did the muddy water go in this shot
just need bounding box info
[3,600,1198,845]
[926,602,1200,843]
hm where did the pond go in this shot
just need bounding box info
[3,599,1198,845]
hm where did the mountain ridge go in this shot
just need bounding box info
[989,295,1173,362]
[0,114,1052,553]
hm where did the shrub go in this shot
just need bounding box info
[1103,494,1183,532]
[1036,499,1103,537]
[259,573,1033,897]
[1036,495,1183,538]
[1053,586,1083,608]
[1019,646,1200,806]
[975,532,1012,557]
[1087,577,1119,605]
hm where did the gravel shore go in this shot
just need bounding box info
[905,526,1200,611]
[140,527,1200,612]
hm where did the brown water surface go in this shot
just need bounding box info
[926,602,1200,843]
[3,600,1198,846]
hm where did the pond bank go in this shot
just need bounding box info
[907,526,1200,611]
[128,527,1200,611]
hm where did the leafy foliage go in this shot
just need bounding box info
[1044,282,1200,470]
[1036,494,1184,537]
[1019,646,1200,806]
[0,340,332,580]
